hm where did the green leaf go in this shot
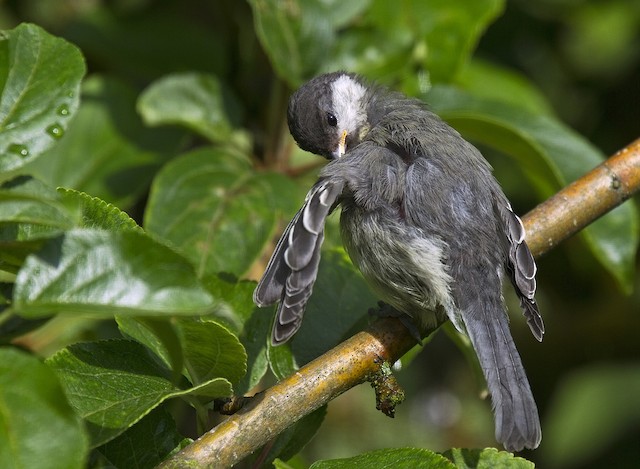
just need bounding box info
[248,0,370,86]
[144,147,294,278]
[328,0,504,91]
[176,318,247,386]
[368,0,504,83]
[456,59,555,117]
[46,339,233,447]
[442,448,535,468]
[0,23,85,172]
[0,176,77,272]
[427,85,639,290]
[290,248,377,366]
[541,363,640,468]
[0,347,88,469]
[268,341,299,381]
[97,407,183,469]
[25,75,186,209]
[116,317,185,381]
[0,176,76,232]
[310,448,455,469]
[13,229,217,318]
[117,317,248,390]
[57,188,142,232]
[137,72,236,143]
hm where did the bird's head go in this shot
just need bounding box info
[287,72,370,160]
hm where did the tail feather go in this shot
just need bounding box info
[460,291,541,451]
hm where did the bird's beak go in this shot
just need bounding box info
[333,130,348,159]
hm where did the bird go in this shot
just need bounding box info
[253,71,544,452]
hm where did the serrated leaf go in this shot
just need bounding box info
[25,75,186,209]
[97,407,183,469]
[144,148,293,278]
[0,347,88,469]
[57,188,142,232]
[443,448,535,468]
[427,85,639,290]
[137,72,235,143]
[310,448,455,469]
[13,229,217,318]
[46,339,233,447]
[0,23,85,171]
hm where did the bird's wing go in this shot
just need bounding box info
[253,178,344,345]
[504,206,545,341]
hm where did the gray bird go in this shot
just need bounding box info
[253,71,544,452]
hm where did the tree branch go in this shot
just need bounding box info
[158,138,640,468]
[523,138,640,257]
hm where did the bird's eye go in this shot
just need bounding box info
[326,113,338,127]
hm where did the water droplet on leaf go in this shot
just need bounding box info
[57,105,69,116]
[8,144,29,157]
[46,124,64,138]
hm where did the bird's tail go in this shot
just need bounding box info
[459,288,541,452]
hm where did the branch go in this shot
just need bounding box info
[523,138,640,257]
[158,139,640,468]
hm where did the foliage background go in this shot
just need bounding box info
[1,0,639,468]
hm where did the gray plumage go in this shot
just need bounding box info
[253,72,544,451]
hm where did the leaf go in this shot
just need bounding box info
[442,448,535,468]
[25,75,186,209]
[456,59,555,117]
[176,318,247,386]
[0,176,77,272]
[137,72,236,143]
[116,317,185,381]
[118,317,248,389]
[46,339,233,447]
[541,363,640,468]
[310,448,455,469]
[13,229,217,318]
[328,0,504,91]
[248,0,370,86]
[97,407,183,469]
[427,85,639,290]
[57,188,142,232]
[268,341,299,381]
[289,248,377,366]
[0,347,88,469]
[144,147,298,278]
[0,23,85,172]
[0,176,76,229]
[368,0,504,83]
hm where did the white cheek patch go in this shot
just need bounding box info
[330,75,367,136]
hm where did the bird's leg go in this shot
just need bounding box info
[368,301,423,344]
